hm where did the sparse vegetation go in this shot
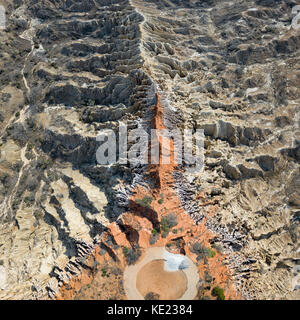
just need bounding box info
[191,242,216,260]
[25,151,34,161]
[162,231,168,238]
[207,248,216,258]
[37,156,54,170]
[160,213,178,236]
[212,286,225,300]
[101,268,109,278]
[149,234,158,245]
[24,195,34,207]
[27,143,33,151]
[145,292,160,300]
[151,229,158,236]
[122,246,129,256]
[204,271,213,283]
[122,246,141,265]
[136,196,153,208]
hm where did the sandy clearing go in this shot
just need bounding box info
[124,247,199,300]
[136,259,187,300]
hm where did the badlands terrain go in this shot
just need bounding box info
[0,0,299,300]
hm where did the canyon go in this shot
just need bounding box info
[0,0,299,300]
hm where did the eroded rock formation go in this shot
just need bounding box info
[0,0,299,300]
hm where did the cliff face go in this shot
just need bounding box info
[0,0,299,300]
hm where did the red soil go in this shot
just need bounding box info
[56,93,241,300]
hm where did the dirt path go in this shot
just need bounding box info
[19,20,34,95]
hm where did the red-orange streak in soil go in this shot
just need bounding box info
[57,92,241,300]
